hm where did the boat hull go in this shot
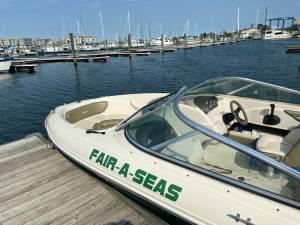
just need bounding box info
[0,59,12,72]
[264,33,293,40]
[45,93,300,225]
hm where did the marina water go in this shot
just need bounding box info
[0,39,300,144]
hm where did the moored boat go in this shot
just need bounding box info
[264,28,293,40]
[0,57,12,73]
[45,77,300,224]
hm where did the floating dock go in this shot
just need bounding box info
[11,40,240,66]
[13,56,110,65]
[286,45,300,53]
[11,64,37,73]
[0,134,168,225]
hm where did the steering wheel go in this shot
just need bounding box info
[230,100,248,126]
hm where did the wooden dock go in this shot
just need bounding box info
[0,134,168,225]
[286,45,300,53]
[13,56,110,65]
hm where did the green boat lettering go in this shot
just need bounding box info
[118,163,130,177]
[89,149,182,201]
[132,169,182,201]
[90,148,117,171]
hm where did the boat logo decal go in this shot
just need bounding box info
[89,148,182,202]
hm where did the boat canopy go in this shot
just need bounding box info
[122,77,300,206]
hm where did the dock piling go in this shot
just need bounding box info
[128,33,132,58]
[161,34,165,54]
[69,33,77,66]
[105,39,108,51]
[184,33,187,49]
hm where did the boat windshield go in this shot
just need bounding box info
[183,77,300,105]
[115,86,187,131]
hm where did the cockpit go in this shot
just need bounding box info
[178,78,300,163]
[123,77,300,204]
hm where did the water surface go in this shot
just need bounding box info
[0,39,299,144]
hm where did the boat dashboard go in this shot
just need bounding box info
[193,95,218,114]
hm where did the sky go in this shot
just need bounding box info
[0,0,299,39]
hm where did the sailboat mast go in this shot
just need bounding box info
[256,8,259,27]
[237,7,240,34]
[99,10,105,41]
[62,16,65,41]
[76,21,81,36]
[140,20,144,40]
[127,12,131,34]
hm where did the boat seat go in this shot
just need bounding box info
[134,118,177,148]
[256,128,300,157]
[93,119,123,130]
[66,101,108,124]
[284,141,300,167]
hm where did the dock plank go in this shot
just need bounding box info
[0,160,74,202]
[0,145,56,176]
[0,136,44,157]
[0,173,95,224]
[3,175,98,225]
[0,153,65,187]
[0,134,168,225]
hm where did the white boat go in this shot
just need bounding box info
[0,57,12,72]
[45,77,300,224]
[150,38,173,46]
[24,48,37,56]
[77,44,100,51]
[43,46,67,53]
[264,28,293,40]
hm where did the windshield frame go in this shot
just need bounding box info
[189,76,300,96]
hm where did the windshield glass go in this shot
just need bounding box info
[185,77,300,104]
[127,102,193,149]
[116,87,186,130]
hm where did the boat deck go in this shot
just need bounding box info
[0,134,168,225]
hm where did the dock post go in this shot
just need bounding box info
[184,33,187,49]
[69,33,77,66]
[33,41,39,57]
[52,42,56,53]
[161,34,165,54]
[128,33,132,58]
[105,39,108,51]
[17,40,20,54]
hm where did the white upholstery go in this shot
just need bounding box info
[256,128,300,157]
[285,128,300,145]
